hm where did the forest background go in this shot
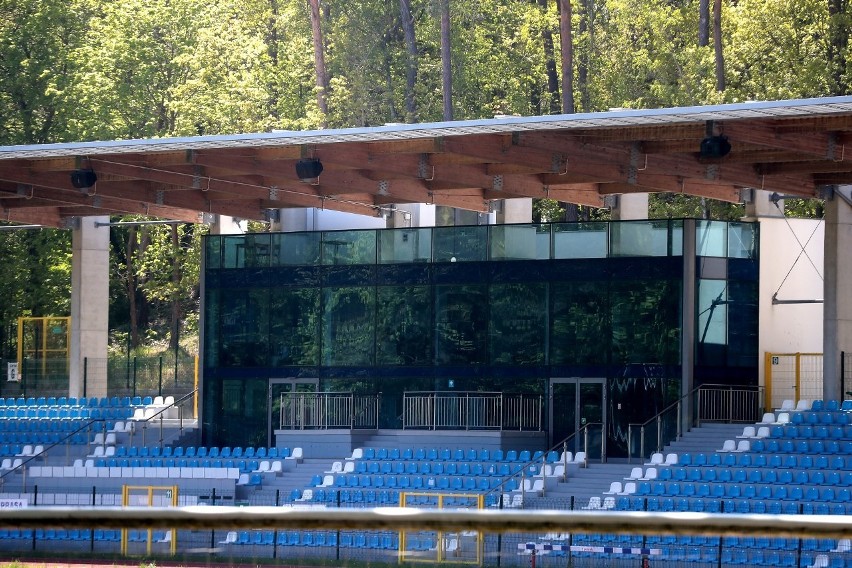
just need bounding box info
[0,0,848,360]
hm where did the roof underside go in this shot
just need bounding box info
[2,97,852,227]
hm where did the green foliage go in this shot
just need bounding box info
[0,0,842,357]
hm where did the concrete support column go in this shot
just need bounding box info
[210,214,246,235]
[69,216,110,398]
[823,185,852,400]
[743,189,785,220]
[496,198,532,224]
[682,219,697,427]
[610,194,649,220]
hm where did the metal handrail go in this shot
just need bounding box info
[627,383,764,462]
[484,422,603,508]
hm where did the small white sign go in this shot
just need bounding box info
[6,362,19,382]
[771,356,779,365]
[0,498,28,509]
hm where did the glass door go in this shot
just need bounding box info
[549,378,607,461]
[268,378,317,447]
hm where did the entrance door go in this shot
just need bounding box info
[268,378,318,447]
[549,378,606,461]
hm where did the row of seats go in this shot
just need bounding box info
[720,438,852,455]
[740,424,852,440]
[760,410,849,427]
[611,495,851,515]
[327,459,538,478]
[167,445,295,459]
[0,433,82,449]
[680,451,852,470]
[630,465,852,486]
[347,446,571,464]
[29,465,241,480]
[776,398,852,412]
[609,479,852,502]
[311,473,520,492]
[0,418,95,432]
[0,407,135,420]
[292,488,496,507]
[220,529,400,550]
[0,395,171,408]
[83,457,282,474]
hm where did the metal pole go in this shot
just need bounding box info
[132,357,137,398]
[82,358,87,399]
[158,357,163,396]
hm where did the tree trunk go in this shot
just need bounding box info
[169,224,181,352]
[266,0,281,122]
[577,0,592,112]
[538,0,561,114]
[126,227,139,349]
[440,0,453,121]
[698,0,710,47]
[308,0,329,123]
[558,0,574,114]
[828,0,849,94]
[713,0,725,91]
[399,0,419,122]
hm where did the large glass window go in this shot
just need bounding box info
[218,289,270,367]
[376,286,433,365]
[553,222,608,259]
[435,285,487,364]
[243,233,271,268]
[321,287,376,365]
[550,281,609,365]
[433,226,487,262]
[206,236,222,269]
[610,220,672,257]
[269,288,320,366]
[321,230,376,265]
[489,283,547,364]
[222,236,247,268]
[611,279,681,365]
[490,225,550,261]
[696,220,727,257]
[696,279,728,364]
[271,232,321,266]
[728,222,758,259]
[378,228,432,264]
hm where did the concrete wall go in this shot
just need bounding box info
[757,217,824,384]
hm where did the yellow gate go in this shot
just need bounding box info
[120,485,178,556]
[399,492,483,565]
[765,352,823,410]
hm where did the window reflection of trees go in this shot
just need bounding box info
[322,287,375,366]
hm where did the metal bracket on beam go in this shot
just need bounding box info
[772,292,824,305]
[269,186,279,201]
[156,190,165,205]
[492,176,504,191]
[378,181,390,196]
[824,185,852,209]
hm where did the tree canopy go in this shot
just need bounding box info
[0,0,846,352]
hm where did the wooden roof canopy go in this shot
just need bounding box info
[1,97,852,228]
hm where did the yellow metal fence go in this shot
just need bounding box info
[764,352,823,410]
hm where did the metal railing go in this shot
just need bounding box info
[627,384,763,462]
[402,392,542,431]
[278,392,378,430]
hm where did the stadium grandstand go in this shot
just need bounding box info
[1,97,852,565]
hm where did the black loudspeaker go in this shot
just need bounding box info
[295,158,323,180]
[70,169,98,189]
[699,136,731,159]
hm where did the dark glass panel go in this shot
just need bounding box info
[321,287,376,366]
[270,232,321,266]
[489,224,550,260]
[435,285,487,364]
[489,283,547,364]
[696,279,728,365]
[321,230,376,265]
[218,289,270,367]
[376,286,433,365]
[206,236,222,270]
[433,226,488,262]
[243,233,271,268]
[727,280,758,368]
[222,236,246,268]
[550,281,609,365]
[204,289,220,367]
[611,279,680,365]
[269,288,320,366]
[379,228,432,264]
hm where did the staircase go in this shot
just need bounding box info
[528,422,750,510]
